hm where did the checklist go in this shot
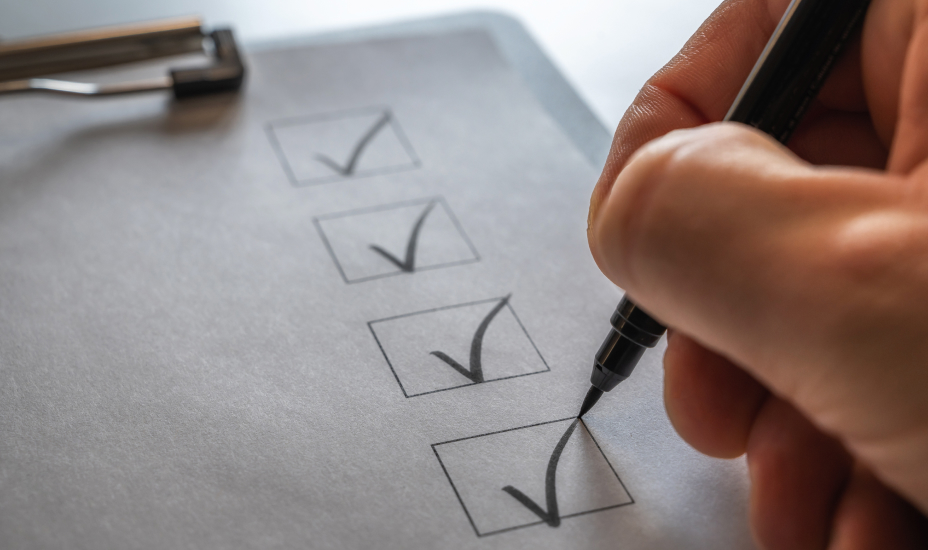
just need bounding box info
[0,25,756,550]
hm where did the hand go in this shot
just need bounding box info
[587,0,928,549]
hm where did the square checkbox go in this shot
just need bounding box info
[368,295,549,398]
[314,197,479,284]
[433,418,633,537]
[266,106,420,186]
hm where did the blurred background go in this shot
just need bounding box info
[0,0,722,129]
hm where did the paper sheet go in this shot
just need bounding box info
[0,30,756,549]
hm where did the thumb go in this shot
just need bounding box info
[589,123,823,374]
[590,123,896,381]
[588,123,928,512]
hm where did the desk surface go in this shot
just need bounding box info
[1,0,721,129]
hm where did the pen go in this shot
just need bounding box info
[578,0,873,417]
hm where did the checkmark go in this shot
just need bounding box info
[501,419,580,528]
[368,200,437,272]
[313,112,391,176]
[429,294,512,384]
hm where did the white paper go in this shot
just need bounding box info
[0,30,755,549]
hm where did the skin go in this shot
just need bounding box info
[587,0,928,548]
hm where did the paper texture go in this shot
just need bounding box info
[0,31,755,549]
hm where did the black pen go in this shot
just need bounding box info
[579,0,873,417]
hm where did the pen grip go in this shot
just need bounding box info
[591,297,666,392]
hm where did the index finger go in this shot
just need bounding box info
[589,0,791,224]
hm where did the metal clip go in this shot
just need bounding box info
[0,16,245,98]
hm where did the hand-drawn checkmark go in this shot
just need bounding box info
[369,200,437,272]
[501,419,580,527]
[313,112,391,176]
[429,294,512,383]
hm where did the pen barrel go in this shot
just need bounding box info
[591,296,666,392]
[725,0,871,143]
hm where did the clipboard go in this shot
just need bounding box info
[0,12,758,550]
[0,11,609,168]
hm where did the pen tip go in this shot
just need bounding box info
[578,386,604,418]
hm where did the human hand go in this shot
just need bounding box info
[587,0,928,548]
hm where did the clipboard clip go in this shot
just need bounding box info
[0,17,245,99]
